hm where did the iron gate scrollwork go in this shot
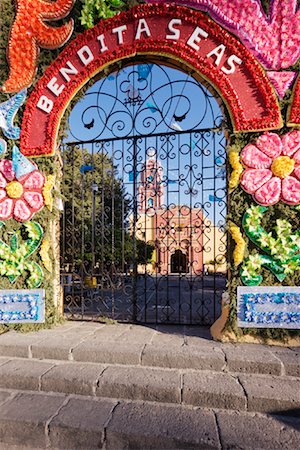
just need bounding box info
[61,61,228,325]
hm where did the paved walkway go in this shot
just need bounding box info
[0,321,299,449]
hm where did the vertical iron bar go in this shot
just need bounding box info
[111,142,115,319]
[155,134,159,324]
[213,133,216,322]
[189,132,193,324]
[121,139,125,321]
[91,142,96,274]
[132,137,138,322]
[80,144,85,319]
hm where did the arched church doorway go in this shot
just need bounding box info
[171,250,188,274]
[60,57,227,325]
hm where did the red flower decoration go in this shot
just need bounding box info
[0,160,45,222]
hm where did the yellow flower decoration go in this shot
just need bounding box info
[271,156,295,178]
[228,150,243,190]
[40,239,52,273]
[6,181,24,199]
[42,174,55,211]
[229,222,246,266]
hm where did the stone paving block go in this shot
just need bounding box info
[116,325,156,344]
[92,324,132,340]
[238,373,300,414]
[182,371,246,410]
[222,343,281,375]
[0,444,43,449]
[97,365,180,403]
[271,347,300,377]
[216,409,300,450]
[0,332,47,358]
[0,357,10,367]
[106,401,220,449]
[148,328,186,346]
[48,397,117,449]
[184,325,212,340]
[186,335,218,347]
[142,343,225,370]
[73,340,144,365]
[64,322,105,332]
[0,392,65,448]
[0,359,55,391]
[31,336,89,360]
[42,362,105,396]
[0,391,14,406]
[55,324,106,338]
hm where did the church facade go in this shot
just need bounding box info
[133,151,225,275]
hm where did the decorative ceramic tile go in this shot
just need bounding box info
[0,289,45,323]
[237,286,300,329]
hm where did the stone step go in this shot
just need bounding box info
[0,388,299,450]
[0,357,300,415]
[0,325,299,376]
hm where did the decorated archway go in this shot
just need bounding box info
[0,0,299,342]
[20,3,282,157]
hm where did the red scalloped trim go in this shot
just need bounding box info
[288,74,300,127]
[20,3,282,157]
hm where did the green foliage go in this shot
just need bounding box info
[0,221,44,288]
[62,147,154,269]
[80,0,125,28]
[240,206,300,285]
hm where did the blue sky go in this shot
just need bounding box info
[65,62,227,225]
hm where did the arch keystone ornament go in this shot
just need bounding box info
[20,3,282,157]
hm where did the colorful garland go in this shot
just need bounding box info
[240,205,300,285]
[42,175,55,211]
[229,222,246,266]
[228,150,243,190]
[145,0,300,71]
[20,3,282,157]
[2,0,75,92]
[0,221,44,288]
[39,239,52,273]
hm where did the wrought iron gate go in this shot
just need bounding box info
[60,61,227,324]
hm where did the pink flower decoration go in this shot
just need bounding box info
[240,131,300,206]
[0,160,45,222]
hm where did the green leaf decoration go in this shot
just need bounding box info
[80,0,125,29]
[241,206,300,285]
[0,221,44,288]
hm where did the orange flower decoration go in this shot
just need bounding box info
[2,0,75,93]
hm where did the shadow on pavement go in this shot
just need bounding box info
[144,323,213,340]
[270,409,300,431]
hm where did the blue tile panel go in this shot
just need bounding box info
[0,289,45,323]
[237,286,300,329]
